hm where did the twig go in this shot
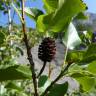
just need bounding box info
[62,46,69,69]
[21,0,38,96]
[37,61,47,78]
[40,63,71,96]
[48,63,51,78]
[12,2,24,23]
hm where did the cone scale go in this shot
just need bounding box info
[38,37,56,62]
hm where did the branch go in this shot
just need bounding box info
[12,2,24,23]
[37,61,47,78]
[21,0,38,96]
[41,63,71,96]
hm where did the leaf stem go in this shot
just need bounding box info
[37,61,47,78]
[62,46,69,69]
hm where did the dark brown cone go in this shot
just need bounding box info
[38,37,56,62]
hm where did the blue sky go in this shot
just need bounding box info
[84,0,96,13]
[0,0,96,28]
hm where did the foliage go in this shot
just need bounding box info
[0,0,96,96]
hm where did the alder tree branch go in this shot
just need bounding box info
[21,0,38,96]
[41,63,72,96]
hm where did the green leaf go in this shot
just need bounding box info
[38,0,87,32]
[47,82,68,96]
[84,43,96,57]
[71,74,95,92]
[0,5,5,11]
[16,1,20,7]
[80,55,96,64]
[5,82,22,91]
[63,22,81,49]
[43,0,58,13]
[36,14,49,32]
[13,4,43,22]
[0,65,31,81]
[16,47,24,55]
[87,61,96,75]
[74,12,88,20]
[71,73,84,78]
[67,44,96,64]
[38,75,51,93]
[47,0,86,32]
[24,7,44,20]
[24,7,35,18]
[66,50,85,63]
[80,44,96,63]
[68,64,82,73]
[38,75,48,88]
[0,32,5,45]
